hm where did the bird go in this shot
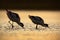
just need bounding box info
[28,15,49,29]
[5,9,24,29]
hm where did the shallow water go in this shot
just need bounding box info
[0,23,60,31]
[0,23,60,40]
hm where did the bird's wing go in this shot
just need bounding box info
[34,16,44,23]
[14,13,20,19]
[8,11,20,20]
[12,13,20,19]
[35,16,43,20]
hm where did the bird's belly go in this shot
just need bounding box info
[32,20,44,25]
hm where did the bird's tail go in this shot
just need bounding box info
[5,9,8,11]
[5,9,10,12]
[16,22,24,29]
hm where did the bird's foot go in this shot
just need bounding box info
[22,27,26,31]
[36,28,39,30]
[11,25,14,29]
[35,28,41,31]
[22,27,25,29]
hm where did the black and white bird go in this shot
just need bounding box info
[6,9,24,29]
[29,15,49,29]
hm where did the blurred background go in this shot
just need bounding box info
[0,0,60,10]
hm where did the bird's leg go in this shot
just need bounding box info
[22,27,25,29]
[11,21,14,29]
[36,24,38,29]
[8,21,14,29]
[8,21,12,29]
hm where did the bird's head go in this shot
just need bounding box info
[44,24,49,27]
[20,23,24,28]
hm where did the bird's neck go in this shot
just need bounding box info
[41,24,45,26]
